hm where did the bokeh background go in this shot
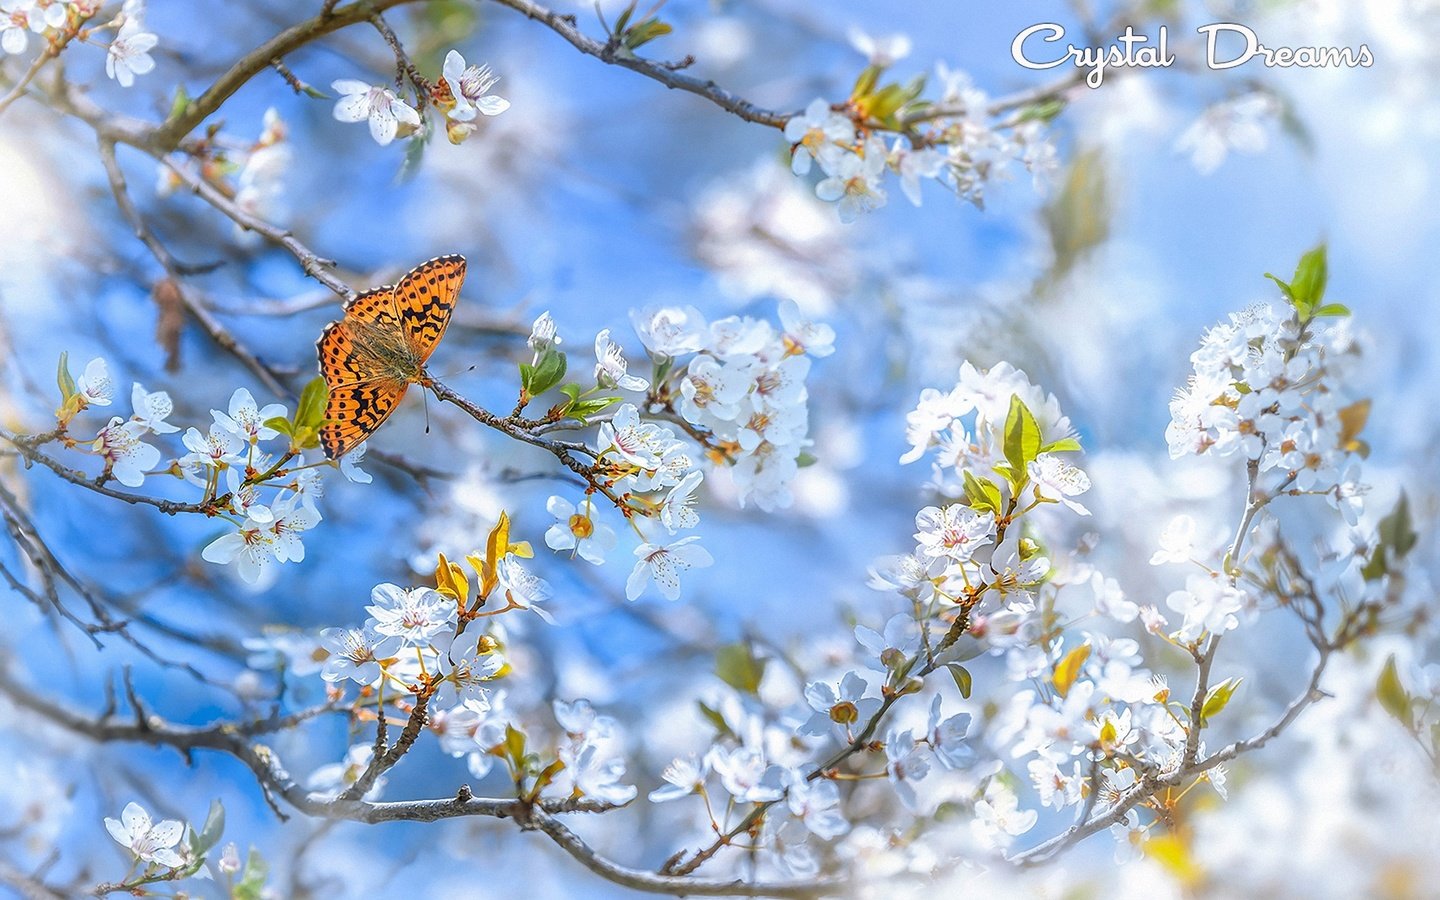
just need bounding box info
[1,0,1438,896]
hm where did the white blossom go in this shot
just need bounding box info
[106,21,157,87]
[594,328,648,392]
[104,802,184,868]
[332,79,420,146]
[626,536,713,601]
[442,50,509,121]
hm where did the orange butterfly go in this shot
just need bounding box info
[316,255,467,459]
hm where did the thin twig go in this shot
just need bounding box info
[0,670,839,898]
[99,139,290,396]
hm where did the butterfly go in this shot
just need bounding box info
[316,254,467,459]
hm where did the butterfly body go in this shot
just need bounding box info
[316,255,467,459]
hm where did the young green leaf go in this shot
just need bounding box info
[1002,395,1042,488]
[947,663,973,699]
[696,700,736,742]
[716,643,767,695]
[191,799,225,856]
[1363,494,1418,581]
[233,847,270,900]
[1200,676,1243,725]
[1376,654,1413,729]
[566,396,618,423]
[1289,243,1328,312]
[263,415,294,437]
[962,470,1003,516]
[296,376,328,430]
[56,352,76,403]
[504,723,528,767]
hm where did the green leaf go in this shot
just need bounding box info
[1017,97,1066,124]
[296,376,327,430]
[946,663,973,699]
[1314,303,1351,318]
[715,643,767,695]
[850,64,881,101]
[796,451,818,468]
[566,396,619,423]
[867,82,910,125]
[56,352,76,403]
[528,349,568,397]
[397,126,428,183]
[263,415,294,437]
[1043,148,1109,280]
[612,0,634,34]
[696,700,735,741]
[1052,644,1090,698]
[1040,436,1083,454]
[1289,244,1328,313]
[233,847,269,900]
[1377,654,1413,729]
[167,84,191,120]
[1200,676,1243,725]
[1263,272,1293,301]
[962,471,1003,516]
[191,799,225,856]
[1002,395,1041,488]
[624,18,672,50]
[1380,493,1418,560]
[1363,494,1418,581]
[504,723,528,768]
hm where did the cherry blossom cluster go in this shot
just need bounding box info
[633,300,832,511]
[784,33,1058,221]
[249,526,639,810]
[1165,247,1367,522]
[50,356,368,585]
[615,264,1376,877]
[1,0,156,87]
[620,362,1089,876]
[528,301,828,601]
[332,48,508,147]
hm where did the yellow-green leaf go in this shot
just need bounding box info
[716,643,767,695]
[56,352,76,403]
[1144,833,1203,888]
[1052,644,1091,698]
[1377,654,1413,729]
[947,663,973,699]
[434,552,469,603]
[1200,677,1243,725]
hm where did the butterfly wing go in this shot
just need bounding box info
[317,310,406,460]
[394,254,466,362]
[320,378,408,459]
[315,257,464,459]
[342,286,403,331]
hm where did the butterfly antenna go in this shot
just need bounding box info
[423,388,431,435]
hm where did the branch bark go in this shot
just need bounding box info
[0,671,841,898]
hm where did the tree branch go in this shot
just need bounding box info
[99,139,290,396]
[484,0,791,129]
[0,670,841,898]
